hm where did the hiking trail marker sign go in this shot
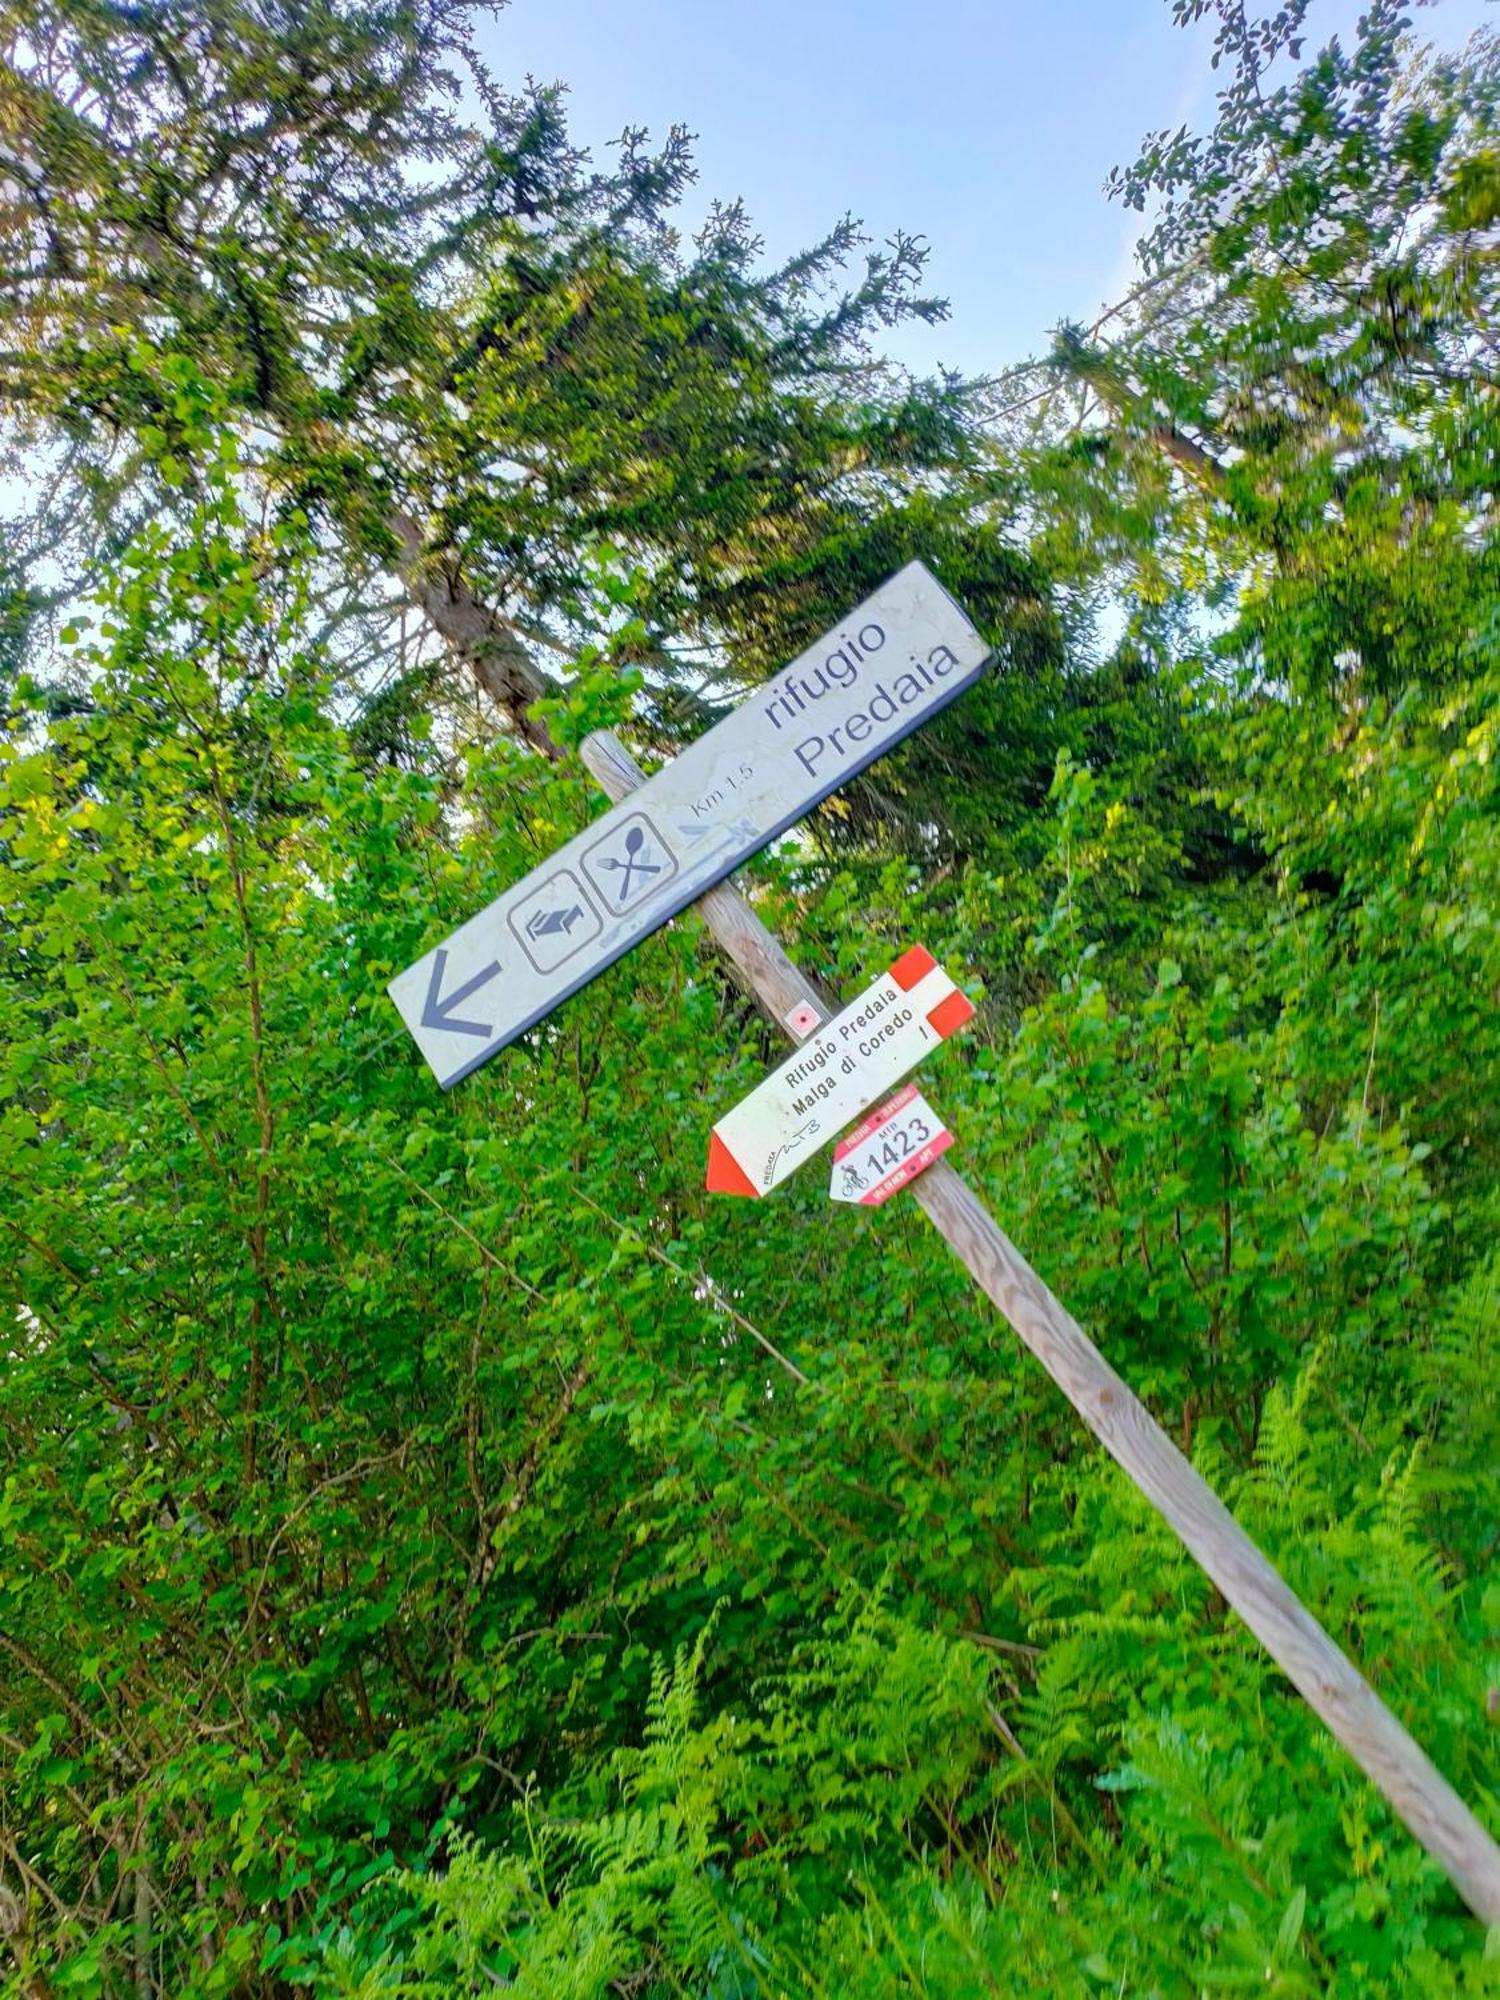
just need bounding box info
[389,561,990,1087]
[830,1085,953,1207]
[705,947,973,1198]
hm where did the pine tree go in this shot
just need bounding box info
[0,0,1041,765]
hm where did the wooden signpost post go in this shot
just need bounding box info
[394,574,1500,1926]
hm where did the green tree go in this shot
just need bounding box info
[0,0,1048,783]
[1029,3,1500,699]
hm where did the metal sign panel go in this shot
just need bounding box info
[705,947,974,1198]
[389,561,990,1086]
[830,1085,953,1206]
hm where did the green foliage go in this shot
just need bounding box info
[1028,6,1500,708]
[0,0,1043,794]
[3,452,1494,1988]
[1,4,1498,1996]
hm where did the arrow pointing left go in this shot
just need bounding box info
[420,949,501,1039]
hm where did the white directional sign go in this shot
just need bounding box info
[830,1085,953,1207]
[389,562,990,1087]
[705,947,974,1198]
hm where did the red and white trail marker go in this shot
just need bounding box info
[705,946,974,1199]
[830,1084,953,1207]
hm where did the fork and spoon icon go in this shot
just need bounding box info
[597,824,663,898]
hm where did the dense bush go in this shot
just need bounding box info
[1,2,1496,1992]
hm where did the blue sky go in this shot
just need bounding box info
[480,0,1495,379]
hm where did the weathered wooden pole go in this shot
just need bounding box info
[581,725,1500,1928]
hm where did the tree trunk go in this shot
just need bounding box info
[133,1826,152,2000]
[384,510,562,758]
